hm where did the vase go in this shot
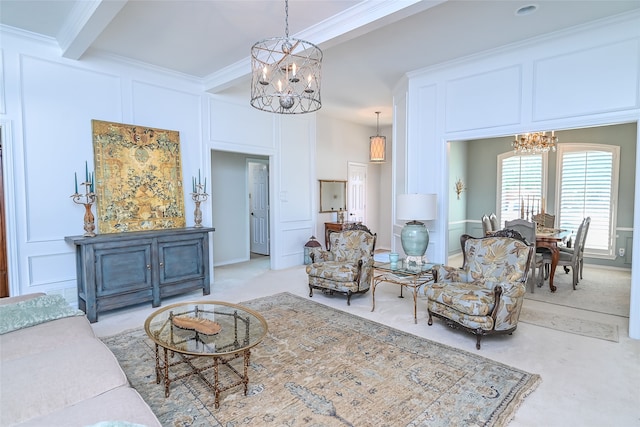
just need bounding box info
[83,203,96,237]
[194,201,203,228]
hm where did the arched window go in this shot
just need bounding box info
[556,144,619,258]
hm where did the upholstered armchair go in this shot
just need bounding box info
[425,231,533,349]
[306,225,377,305]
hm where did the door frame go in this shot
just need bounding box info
[247,157,270,256]
[0,120,19,296]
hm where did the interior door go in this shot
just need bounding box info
[248,159,269,255]
[348,162,367,223]
[0,130,7,297]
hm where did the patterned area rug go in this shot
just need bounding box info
[102,293,541,426]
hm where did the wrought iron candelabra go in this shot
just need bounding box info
[71,181,96,237]
[191,183,209,228]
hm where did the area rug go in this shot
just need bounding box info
[101,292,541,427]
[519,305,619,342]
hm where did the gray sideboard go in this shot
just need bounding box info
[65,227,214,322]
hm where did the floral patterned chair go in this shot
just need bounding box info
[306,225,377,305]
[425,231,533,349]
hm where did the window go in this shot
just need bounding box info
[556,144,619,258]
[497,152,546,227]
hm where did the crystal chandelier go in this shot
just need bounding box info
[250,0,322,114]
[513,131,558,154]
[370,112,386,163]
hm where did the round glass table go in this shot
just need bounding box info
[144,300,268,408]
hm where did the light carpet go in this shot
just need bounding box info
[102,292,541,427]
[523,265,630,318]
[518,306,619,342]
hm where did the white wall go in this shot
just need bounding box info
[315,114,390,248]
[393,11,640,337]
[0,29,318,300]
[1,31,206,301]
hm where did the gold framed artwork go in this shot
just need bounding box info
[92,120,185,233]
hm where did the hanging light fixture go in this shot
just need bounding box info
[370,112,386,163]
[513,131,558,154]
[250,0,322,114]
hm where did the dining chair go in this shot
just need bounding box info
[533,213,556,229]
[542,217,590,290]
[504,218,544,292]
[481,213,499,236]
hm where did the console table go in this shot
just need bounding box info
[65,227,214,322]
[324,221,362,250]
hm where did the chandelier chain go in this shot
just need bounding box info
[284,0,289,39]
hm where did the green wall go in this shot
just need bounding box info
[448,123,636,268]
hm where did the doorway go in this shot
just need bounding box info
[210,150,271,267]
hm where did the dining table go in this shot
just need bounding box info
[536,228,571,292]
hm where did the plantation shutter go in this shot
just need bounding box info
[558,148,616,255]
[499,154,543,225]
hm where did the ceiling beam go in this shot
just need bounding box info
[58,0,128,60]
[203,0,444,93]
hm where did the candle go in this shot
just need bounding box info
[193,177,196,193]
[292,63,296,77]
[85,161,89,182]
[198,169,201,185]
[90,172,94,192]
[75,172,78,194]
[204,177,207,194]
[278,80,282,92]
[262,66,267,81]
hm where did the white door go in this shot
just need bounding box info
[248,159,269,255]
[348,162,367,223]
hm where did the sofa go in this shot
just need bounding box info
[0,293,161,427]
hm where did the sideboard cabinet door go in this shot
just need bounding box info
[158,233,211,298]
[93,239,156,316]
[66,227,214,322]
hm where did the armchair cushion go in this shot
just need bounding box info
[306,261,363,282]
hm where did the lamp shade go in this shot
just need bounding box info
[397,194,437,221]
[370,135,386,163]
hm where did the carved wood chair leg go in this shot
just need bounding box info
[476,333,482,350]
[347,292,352,306]
[309,287,313,298]
[427,312,433,326]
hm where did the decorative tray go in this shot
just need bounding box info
[172,316,221,335]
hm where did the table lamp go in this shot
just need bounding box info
[397,193,437,265]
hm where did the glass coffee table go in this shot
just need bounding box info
[144,301,268,408]
[372,260,437,324]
